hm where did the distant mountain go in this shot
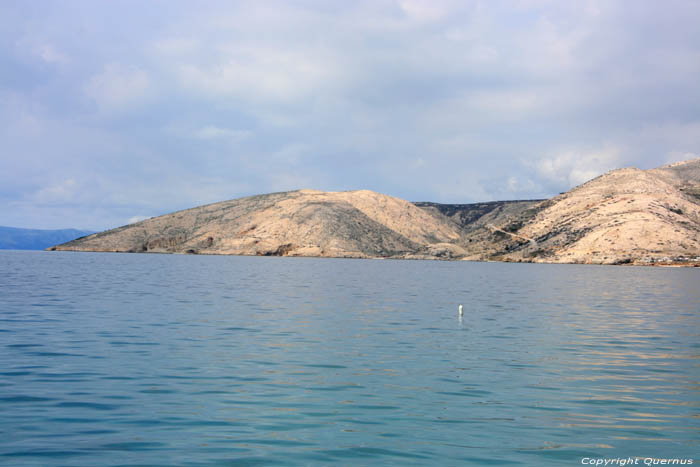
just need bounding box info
[0,226,94,250]
[50,159,700,266]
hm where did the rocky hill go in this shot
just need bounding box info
[51,189,468,259]
[470,158,700,265]
[51,159,700,266]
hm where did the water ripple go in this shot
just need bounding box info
[0,251,698,465]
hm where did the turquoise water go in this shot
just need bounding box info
[0,250,698,466]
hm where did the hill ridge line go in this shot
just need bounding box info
[50,158,700,266]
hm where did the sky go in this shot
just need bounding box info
[1,0,699,230]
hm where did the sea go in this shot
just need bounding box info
[0,250,698,466]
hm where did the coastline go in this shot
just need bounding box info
[46,247,700,268]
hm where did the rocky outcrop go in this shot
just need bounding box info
[50,159,700,266]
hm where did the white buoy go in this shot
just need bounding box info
[458,304,463,317]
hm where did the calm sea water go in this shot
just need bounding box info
[0,250,698,466]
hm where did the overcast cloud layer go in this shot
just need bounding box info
[2,0,699,230]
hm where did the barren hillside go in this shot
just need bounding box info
[52,189,467,259]
[51,159,700,266]
[479,159,700,265]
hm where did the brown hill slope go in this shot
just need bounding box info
[52,189,467,259]
[478,159,700,265]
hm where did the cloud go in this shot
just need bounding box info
[1,0,699,228]
[447,89,542,123]
[535,145,621,189]
[398,0,448,22]
[34,43,67,64]
[194,126,251,143]
[31,178,76,204]
[176,44,338,103]
[664,151,699,165]
[84,63,151,111]
[127,215,148,224]
[152,37,199,56]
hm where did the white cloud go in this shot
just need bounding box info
[3,1,700,228]
[32,178,78,204]
[84,63,151,110]
[176,45,337,103]
[664,151,698,165]
[127,215,148,224]
[467,89,540,119]
[14,34,69,65]
[152,37,199,55]
[398,0,448,22]
[505,176,539,196]
[34,43,67,64]
[535,145,621,189]
[194,126,251,143]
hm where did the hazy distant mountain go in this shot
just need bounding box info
[50,159,700,266]
[0,226,94,250]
